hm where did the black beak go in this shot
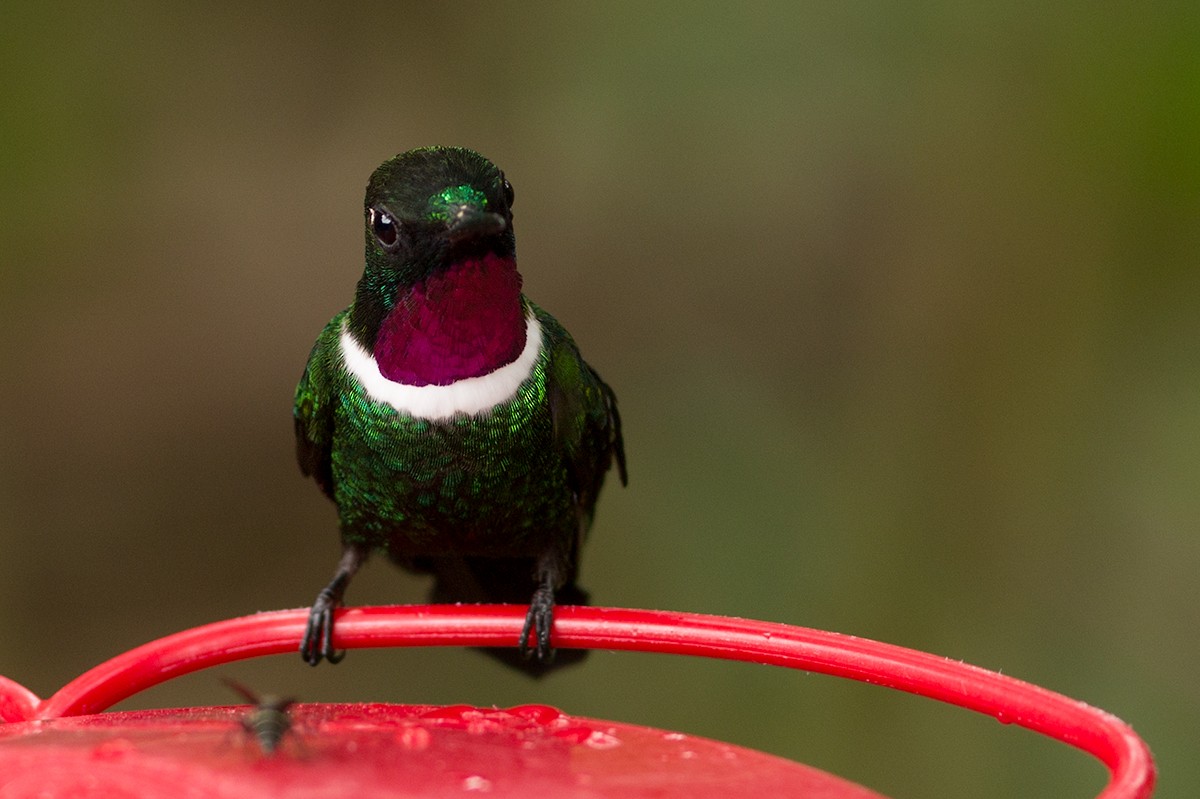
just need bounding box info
[447,205,507,242]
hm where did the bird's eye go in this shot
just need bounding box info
[501,176,514,207]
[371,208,399,249]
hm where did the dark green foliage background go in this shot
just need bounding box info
[1,4,1195,797]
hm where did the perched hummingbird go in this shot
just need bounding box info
[294,146,626,675]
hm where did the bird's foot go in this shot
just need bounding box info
[299,545,364,666]
[300,587,345,666]
[518,583,557,663]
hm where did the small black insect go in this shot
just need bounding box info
[222,678,297,756]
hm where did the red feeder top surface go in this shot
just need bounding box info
[0,605,1156,799]
[0,702,886,799]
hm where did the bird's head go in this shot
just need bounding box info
[348,147,526,383]
[360,145,514,299]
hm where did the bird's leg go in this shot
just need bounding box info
[519,549,565,663]
[300,544,366,666]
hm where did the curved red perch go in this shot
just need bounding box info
[12,605,1152,799]
[0,675,39,724]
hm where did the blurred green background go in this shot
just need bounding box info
[1,3,1196,796]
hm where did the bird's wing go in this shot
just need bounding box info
[293,311,347,500]
[536,304,627,533]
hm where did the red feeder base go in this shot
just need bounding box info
[0,606,1155,798]
[0,702,885,798]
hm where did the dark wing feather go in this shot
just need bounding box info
[538,307,627,534]
[595,369,627,487]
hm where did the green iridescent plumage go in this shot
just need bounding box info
[294,147,625,674]
[428,185,490,222]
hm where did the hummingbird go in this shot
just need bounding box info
[294,146,626,675]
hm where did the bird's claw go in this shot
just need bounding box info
[518,585,557,663]
[300,589,344,666]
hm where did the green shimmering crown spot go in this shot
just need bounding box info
[429,184,488,222]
